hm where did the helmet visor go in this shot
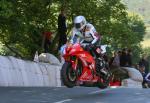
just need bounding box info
[75,23,81,29]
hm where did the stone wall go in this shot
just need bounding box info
[0,56,61,87]
[0,55,144,88]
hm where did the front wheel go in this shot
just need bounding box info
[61,62,77,88]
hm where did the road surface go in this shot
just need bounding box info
[0,87,150,103]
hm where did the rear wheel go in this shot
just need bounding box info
[97,70,112,89]
[61,62,77,88]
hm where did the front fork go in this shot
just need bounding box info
[70,58,83,85]
[71,58,78,71]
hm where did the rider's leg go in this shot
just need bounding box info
[85,43,108,75]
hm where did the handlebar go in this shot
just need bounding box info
[80,43,89,48]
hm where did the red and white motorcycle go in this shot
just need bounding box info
[61,43,112,89]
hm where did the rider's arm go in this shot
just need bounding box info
[89,26,99,44]
[70,28,77,44]
[70,28,83,44]
[91,32,99,44]
[70,34,76,44]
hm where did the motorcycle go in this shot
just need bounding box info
[61,43,111,89]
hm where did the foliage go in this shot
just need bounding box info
[0,42,5,55]
[123,0,150,49]
[0,0,55,59]
[142,47,150,70]
[123,0,150,24]
[142,47,150,56]
[0,0,146,61]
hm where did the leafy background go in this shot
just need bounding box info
[0,0,148,64]
[123,0,150,47]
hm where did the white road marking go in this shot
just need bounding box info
[110,86,119,88]
[23,90,33,93]
[88,86,122,95]
[54,99,72,103]
[53,88,59,91]
[88,89,111,94]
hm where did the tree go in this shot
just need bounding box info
[0,0,54,59]
[0,0,146,61]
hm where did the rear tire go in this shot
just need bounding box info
[97,71,112,89]
[61,62,77,88]
[97,79,108,89]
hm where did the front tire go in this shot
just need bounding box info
[61,62,77,88]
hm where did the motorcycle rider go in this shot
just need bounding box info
[70,15,107,75]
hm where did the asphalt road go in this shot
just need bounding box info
[0,87,150,103]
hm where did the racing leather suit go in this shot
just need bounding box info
[70,23,100,46]
[70,23,106,75]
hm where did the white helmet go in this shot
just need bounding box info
[74,16,86,30]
